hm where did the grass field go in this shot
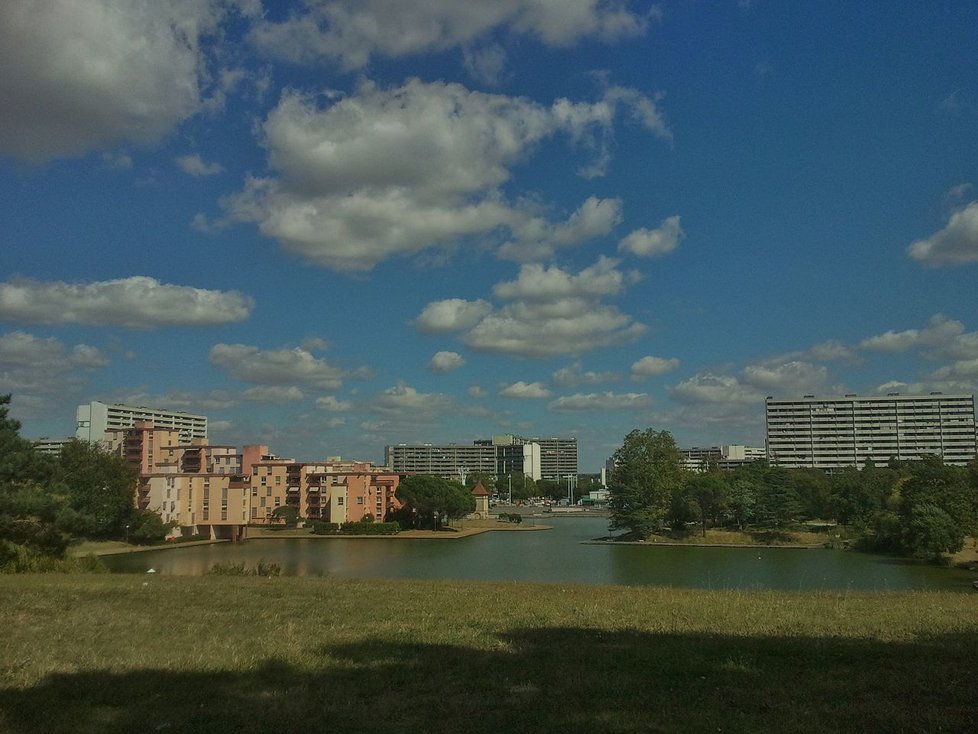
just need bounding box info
[2,574,976,733]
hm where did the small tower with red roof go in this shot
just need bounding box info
[471,481,490,519]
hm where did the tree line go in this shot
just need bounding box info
[0,395,171,570]
[608,427,978,561]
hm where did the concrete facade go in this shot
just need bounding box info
[765,393,978,469]
[76,400,207,444]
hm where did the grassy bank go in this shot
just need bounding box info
[2,575,976,733]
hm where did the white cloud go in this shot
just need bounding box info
[0,331,108,394]
[428,351,466,373]
[242,386,305,402]
[552,362,619,387]
[670,372,761,405]
[467,385,485,398]
[630,355,680,379]
[907,201,978,266]
[209,343,350,390]
[372,382,454,416]
[249,1,652,68]
[618,215,684,257]
[316,395,352,411]
[493,257,627,302]
[0,0,236,162]
[109,389,236,412]
[549,391,652,411]
[498,197,623,262]
[859,314,965,353]
[500,381,552,399]
[740,360,829,395]
[223,78,667,271]
[176,153,225,176]
[415,299,494,334]
[419,259,644,358]
[0,277,253,328]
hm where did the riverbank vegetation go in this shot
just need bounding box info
[1,573,976,733]
[0,395,171,572]
[608,427,978,563]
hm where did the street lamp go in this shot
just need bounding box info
[125,523,130,544]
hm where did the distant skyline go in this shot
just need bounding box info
[2,1,977,471]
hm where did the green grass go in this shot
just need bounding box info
[1,574,976,733]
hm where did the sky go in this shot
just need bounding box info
[1,1,977,472]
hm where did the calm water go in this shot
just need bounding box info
[104,517,976,592]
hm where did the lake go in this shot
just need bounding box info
[103,517,977,592]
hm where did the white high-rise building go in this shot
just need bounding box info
[765,393,977,469]
[76,400,207,444]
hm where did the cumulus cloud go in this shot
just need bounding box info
[0,277,253,328]
[630,355,680,379]
[415,299,493,334]
[618,215,684,257]
[670,372,761,405]
[740,360,829,395]
[859,314,965,353]
[176,154,225,176]
[428,351,466,373]
[907,201,978,266]
[552,362,619,387]
[372,382,454,416]
[209,343,351,390]
[249,1,652,69]
[500,381,552,398]
[0,1,238,162]
[0,331,108,395]
[222,78,667,271]
[418,258,644,358]
[242,386,305,402]
[549,391,651,411]
[316,395,352,411]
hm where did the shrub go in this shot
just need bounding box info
[207,560,282,577]
[310,522,340,535]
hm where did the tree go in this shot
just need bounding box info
[726,477,757,530]
[608,428,685,538]
[902,503,963,561]
[271,505,299,527]
[56,440,137,539]
[755,467,800,528]
[127,508,175,545]
[395,475,475,530]
[686,473,728,536]
[494,473,536,502]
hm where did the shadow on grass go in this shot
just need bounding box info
[2,628,975,734]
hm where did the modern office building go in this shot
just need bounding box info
[385,434,577,482]
[76,400,207,444]
[765,393,978,469]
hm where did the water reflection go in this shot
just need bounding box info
[103,517,974,592]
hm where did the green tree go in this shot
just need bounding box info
[395,475,475,530]
[495,473,536,502]
[902,503,963,561]
[756,467,800,528]
[127,508,175,545]
[608,428,685,538]
[726,477,757,529]
[687,473,728,536]
[271,505,299,527]
[57,440,137,539]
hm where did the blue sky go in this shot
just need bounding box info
[2,1,977,471]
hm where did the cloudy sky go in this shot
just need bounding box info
[2,1,977,470]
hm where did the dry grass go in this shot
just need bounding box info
[1,574,976,733]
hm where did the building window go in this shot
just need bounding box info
[337,497,344,506]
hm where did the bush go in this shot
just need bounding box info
[0,541,107,574]
[339,521,399,535]
[310,522,340,535]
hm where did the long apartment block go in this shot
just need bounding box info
[76,400,207,444]
[765,393,977,469]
